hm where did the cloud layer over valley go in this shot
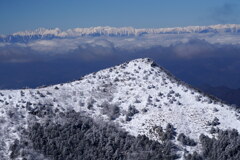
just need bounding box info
[0,26,240,90]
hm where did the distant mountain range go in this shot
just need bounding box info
[1,24,240,43]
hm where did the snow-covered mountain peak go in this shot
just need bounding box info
[12,27,63,37]
[1,24,240,43]
[1,58,240,159]
[9,24,240,37]
[112,57,156,69]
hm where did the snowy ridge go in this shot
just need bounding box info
[0,58,240,158]
[1,24,240,43]
[12,24,240,36]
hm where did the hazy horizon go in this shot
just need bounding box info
[1,0,240,34]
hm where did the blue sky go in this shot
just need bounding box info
[0,0,240,34]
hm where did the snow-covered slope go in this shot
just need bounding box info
[0,58,240,159]
[1,24,240,43]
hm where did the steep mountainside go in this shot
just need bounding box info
[0,58,240,159]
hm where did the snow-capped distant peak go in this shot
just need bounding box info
[12,27,62,36]
[1,24,240,43]
[5,24,240,37]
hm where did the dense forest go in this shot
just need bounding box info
[8,106,240,160]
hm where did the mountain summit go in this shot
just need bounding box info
[1,58,240,159]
